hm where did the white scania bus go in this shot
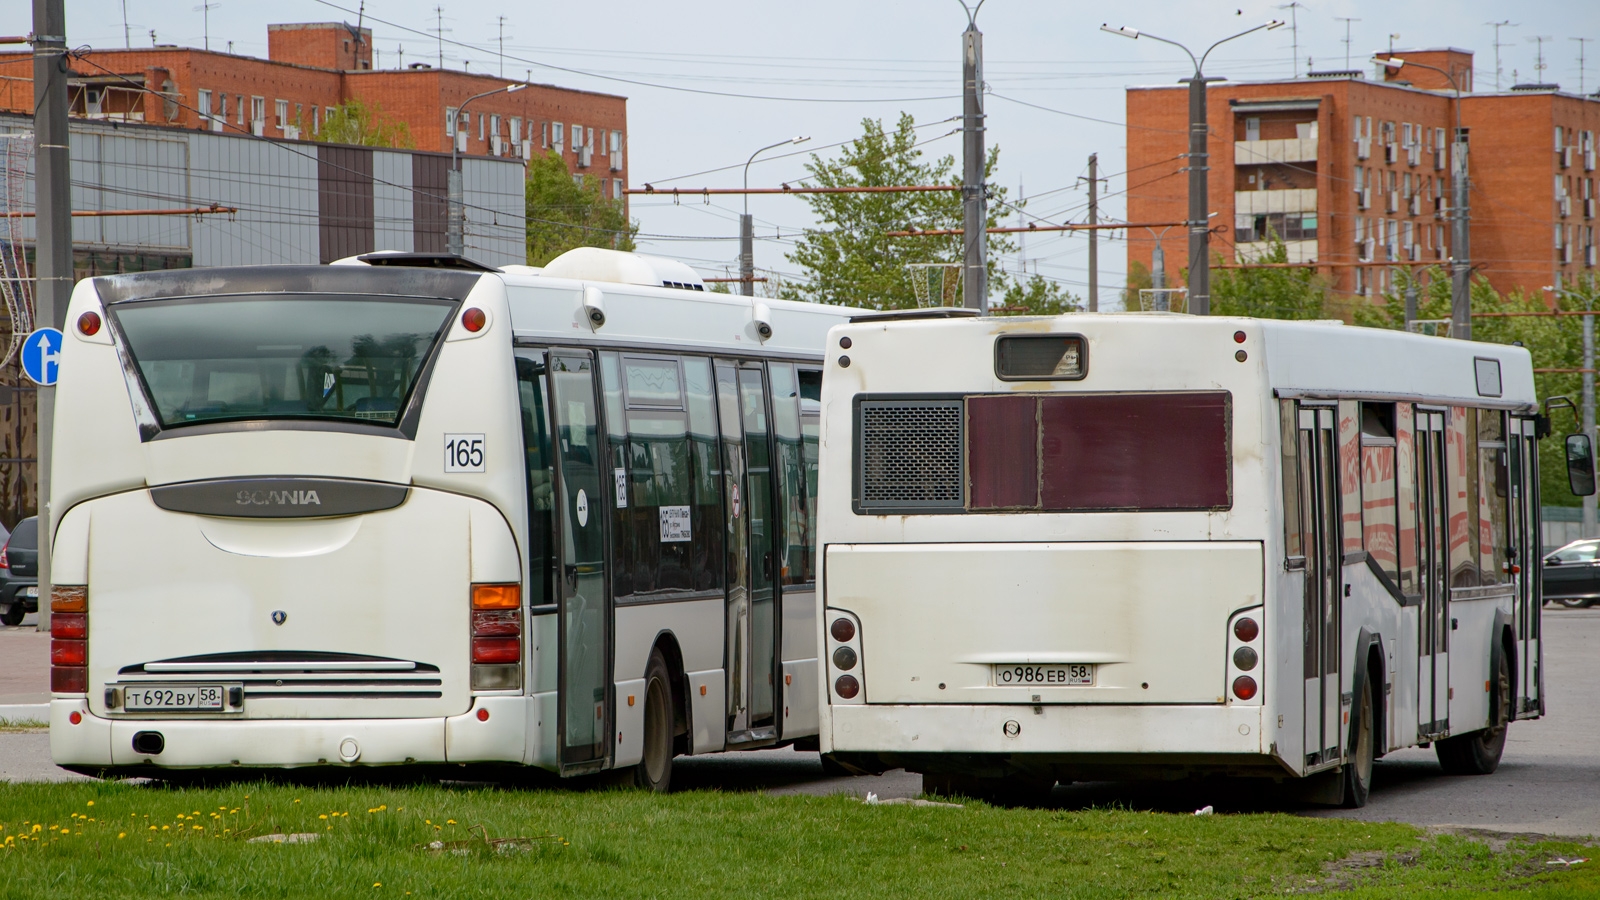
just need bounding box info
[48,249,853,789]
[816,310,1585,807]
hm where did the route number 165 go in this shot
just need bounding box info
[444,434,486,473]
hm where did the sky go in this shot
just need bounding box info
[3,0,1598,306]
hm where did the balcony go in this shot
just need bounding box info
[1234,138,1318,165]
[1235,188,1317,215]
[1236,239,1318,264]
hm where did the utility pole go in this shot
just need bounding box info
[449,83,526,256]
[1404,279,1418,331]
[740,136,808,297]
[1586,308,1595,536]
[1086,153,1099,311]
[32,0,70,633]
[961,3,987,312]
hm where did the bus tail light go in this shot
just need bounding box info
[1226,607,1263,706]
[824,609,865,705]
[51,585,89,695]
[471,584,522,690]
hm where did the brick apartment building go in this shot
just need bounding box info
[0,22,630,204]
[1125,48,1600,305]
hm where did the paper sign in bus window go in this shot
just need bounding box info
[659,505,691,542]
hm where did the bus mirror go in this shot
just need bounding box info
[1565,433,1596,496]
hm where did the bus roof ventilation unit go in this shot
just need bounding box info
[541,247,707,292]
[848,308,982,324]
[350,252,502,273]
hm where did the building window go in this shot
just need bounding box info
[251,96,265,133]
[311,106,319,133]
[275,99,288,129]
[573,174,583,186]
[541,121,548,148]
[217,93,226,123]
[551,122,564,149]
[509,116,522,146]
[571,123,581,149]
[479,112,485,141]
[197,89,211,120]
[236,95,245,126]
[614,177,624,199]
[445,106,458,137]
[1244,116,1260,141]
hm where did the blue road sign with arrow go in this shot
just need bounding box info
[21,327,65,386]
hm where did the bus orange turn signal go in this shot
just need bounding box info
[472,584,520,609]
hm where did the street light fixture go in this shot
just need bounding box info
[447,82,527,257]
[1373,54,1472,340]
[739,136,809,296]
[1103,20,1282,316]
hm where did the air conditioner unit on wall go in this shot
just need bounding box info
[1385,142,1398,164]
[1387,190,1400,213]
[1409,195,1422,216]
[1356,137,1371,160]
[1560,146,1573,168]
[1587,198,1596,219]
[609,150,622,172]
[1408,144,1420,166]
[578,145,592,168]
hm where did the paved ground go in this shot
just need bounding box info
[4,608,1597,839]
[0,613,48,708]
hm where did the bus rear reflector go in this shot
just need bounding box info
[52,667,87,693]
[472,637,521,664]
[51,612,86,639]
[472,584,520,609]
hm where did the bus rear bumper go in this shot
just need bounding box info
[49,696,528,770]
[828,703,1270,764]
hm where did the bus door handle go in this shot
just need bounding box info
[564,564,578,588]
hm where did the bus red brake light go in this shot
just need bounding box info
[834,675,860,699]
[1232,617,1259,643]
[52,668,87,693]
[52,640,87,666]
[51,612,87,640]
[472,637,521,664]
[1231,675,1258,701]
[78,311,103,336]
[472,609,521,637]
[830,618,856,642]
[472,584,520,609]
[462,307,487,332]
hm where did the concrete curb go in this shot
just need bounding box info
[0,702,49,723]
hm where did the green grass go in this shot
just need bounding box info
[0,719,46,733]
[0,781,1593,899]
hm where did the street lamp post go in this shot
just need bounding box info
[448,82,526,257]
[1142,223,1183,310]
[1375,56,1471,340]
[740,136,809,296]
[1103,20,1282,316]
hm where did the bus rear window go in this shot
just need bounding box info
[114,295,456,428]
[967,391,1231,512]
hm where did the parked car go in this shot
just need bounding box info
[0,517,38,626]
[1542,538,1600,608]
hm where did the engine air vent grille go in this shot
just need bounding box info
[856,399,964,510]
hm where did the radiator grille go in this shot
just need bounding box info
[858,400,964,508]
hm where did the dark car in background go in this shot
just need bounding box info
[0,517,38,626]
[1542,538,1600,608]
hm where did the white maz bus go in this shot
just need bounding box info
[49,249,851,789]
[816,311,1585,807]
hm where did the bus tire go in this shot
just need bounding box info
[1435,650,1510,776]
[634,649,676,793]
[1341,676,1374,809]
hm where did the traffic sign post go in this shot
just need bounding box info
[21,327,64,386]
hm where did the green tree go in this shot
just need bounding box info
[525,150,637,266]
[1358,269,1600,506]
[780,113,1065,311]
[311,98,413,148]
[1204,235,1329,319]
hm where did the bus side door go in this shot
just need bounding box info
[1509,416,1543,718]
[548,351,614,773]
[1414,408,1450,738]
[1299,406,1342,770]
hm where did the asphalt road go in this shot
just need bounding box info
[5,609,1598,837]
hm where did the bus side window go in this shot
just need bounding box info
[1477,410,1509,585]
[1448,407,1480,587]
[1337,400,1363,557]
[1395,403,1420,594]
[515,356,556,610]
[1360,402,1399,587]
[1280,399,1304,563]
[683,356,725,593]
[598,353,634,599]
[617,354,694,597]
[768,363,809,586]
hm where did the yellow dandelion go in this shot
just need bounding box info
[378,805,387,811]
[446,819,456,825]
[373,884,381,889]
[148,826,156,831]
[118,833,126,839]
[293,799,300,803]
[424,819,431,824]
[161,826,169,831]
[218,806,227,811]
[319,814,329,820]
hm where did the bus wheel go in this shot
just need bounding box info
[1341,677,1374,809]
[634,649,675,793]
[1555,597,1594,609]
[1435,651,1510,776]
